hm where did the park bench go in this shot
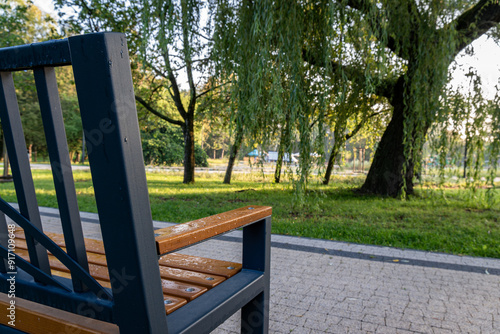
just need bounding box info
[0,32,271,333]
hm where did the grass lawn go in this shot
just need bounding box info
[1,168,499,258]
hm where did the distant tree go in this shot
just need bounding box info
[0,0,58,169]
[56,0,227,183]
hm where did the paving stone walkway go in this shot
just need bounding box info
[18,206,500,333]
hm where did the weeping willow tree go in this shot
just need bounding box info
[357,0,500,196]
[213,0,500,197]
[213,0,340,192]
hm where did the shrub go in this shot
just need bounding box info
[142,125,208,167]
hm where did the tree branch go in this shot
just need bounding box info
[343,0,401,58]
[135,95,185,127]
[195,81,233,99]
[302,49,397,100]
[162,51,188,120]
[181,1,197,116]
[452,0,500,56]
[345,110,383,140]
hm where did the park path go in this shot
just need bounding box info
[17,206,500,333]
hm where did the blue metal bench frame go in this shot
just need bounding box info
[0,32,270,333]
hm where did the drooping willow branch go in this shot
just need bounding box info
[342,0,402,58]
[302,48,397,100]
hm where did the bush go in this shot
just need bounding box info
[142,124,208,167]
[195,144,209,167]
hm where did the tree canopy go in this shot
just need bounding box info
[212,0,500,196]
[55,0,222,183]
[6,0,498,197]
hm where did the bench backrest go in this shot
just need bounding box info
[0,33,167,332]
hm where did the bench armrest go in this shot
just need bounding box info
[154,205,272,255]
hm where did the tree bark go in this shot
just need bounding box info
[323,142,341,185]
[183,113,196,183]
[274,144,285,183]
[361,77,417,196]
[275,113,291,183]
[223,129,244,184]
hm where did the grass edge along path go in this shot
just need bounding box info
[0,169,498,258]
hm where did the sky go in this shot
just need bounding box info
[450,35,500,99]
[33,0,500,99]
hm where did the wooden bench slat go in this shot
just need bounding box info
[15,248,208,302]
[161,295,188,314]
[15,236,228,288]
[0,293,119,334]
[51,270,187,314]
[17,230,105,254]
[154,205,272,255]
[159,253,242,278]
[15,231,241,279]
[160,280,207,301]
[158,266,225,289]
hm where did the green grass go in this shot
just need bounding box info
[1,169,499,258]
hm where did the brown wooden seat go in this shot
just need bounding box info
[5,204,271,321]
[0,293,120,334]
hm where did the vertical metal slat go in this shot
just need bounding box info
[0,72,51,275]
[69,32,167,333]
[241,217,271,333]
[34,66,90,292]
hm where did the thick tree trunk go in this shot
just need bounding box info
[223,129,244,184]
[361,78,415,196]
[183,114,196,183]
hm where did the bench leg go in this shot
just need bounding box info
[241,217,271,334]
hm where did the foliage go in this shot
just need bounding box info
[1,0,57,150]
[0,0,57,47]
[141,121,208,167]
[56,0,224,183]
[0,0,30,47]
[56,67,83,158]
[211,0,500,198]
[212,1,338,194]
